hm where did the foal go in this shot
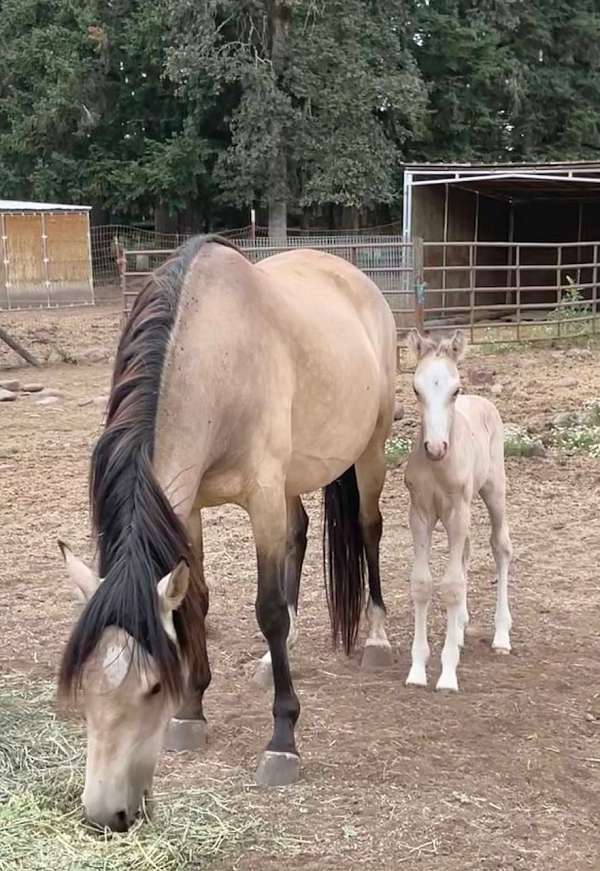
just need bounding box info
[404,330,512,692]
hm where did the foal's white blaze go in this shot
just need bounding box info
[413,355,460,461]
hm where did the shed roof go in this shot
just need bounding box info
[403,160,600,173]
[0,200,91,212]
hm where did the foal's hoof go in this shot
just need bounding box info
[164,717,209,752]
[361,642,393,671]
[255,751,300,787]
[493,646,511,656]
[252,660,274,691]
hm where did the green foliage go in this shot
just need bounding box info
[3,0,600,224]
[412,0,600,162]
[385,434,412,466]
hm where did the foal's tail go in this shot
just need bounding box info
[323,465,366,655]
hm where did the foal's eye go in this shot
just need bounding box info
[149,682,161,697]
[413,386,419,398]
[453,388,460,398]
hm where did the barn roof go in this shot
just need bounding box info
[0,200,91,212]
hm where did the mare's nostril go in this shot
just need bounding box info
[114,809,129,831]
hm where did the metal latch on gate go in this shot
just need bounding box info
[415,281,427,304]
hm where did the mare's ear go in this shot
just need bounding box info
[58,541,100,603]
[446,329,467,362]
[157,560,190,612]
[407,329,436,359]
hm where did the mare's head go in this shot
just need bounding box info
[408,329,467,460]
[58,543,191,831]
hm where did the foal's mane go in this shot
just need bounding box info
[59,235,241,698]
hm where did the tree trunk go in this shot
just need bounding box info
[268,1,290,244]
[268,142,287,243]
[154,202,177,235]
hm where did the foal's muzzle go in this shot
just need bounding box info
[424,440,448,461]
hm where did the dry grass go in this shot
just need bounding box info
[0,674,310,871]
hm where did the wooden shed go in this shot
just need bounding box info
[0,201,93,308]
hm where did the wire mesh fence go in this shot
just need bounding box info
[120,235,415,330]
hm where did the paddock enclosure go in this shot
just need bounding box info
[1,304,599,869]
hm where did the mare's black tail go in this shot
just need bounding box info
[323,465,366,655]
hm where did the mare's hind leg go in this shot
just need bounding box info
[481,479,513,653]
[254,496,308,689]
[249,480,301,786]
[164,510,211,751]
[355,440,393,670]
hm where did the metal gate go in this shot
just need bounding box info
[119,236,416,332]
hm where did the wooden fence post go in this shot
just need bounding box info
[413,236,426,333]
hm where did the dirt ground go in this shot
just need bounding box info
[1,306,600,869]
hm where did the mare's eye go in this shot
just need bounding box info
[149,682,161,697]
[453,388,460,398]
[413,386,419,397]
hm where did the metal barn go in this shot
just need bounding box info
[402,162,600,336]
[0,201,93,308]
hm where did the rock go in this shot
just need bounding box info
[35,396,60,406]
[393,402,404,421]
[93,397,108,412]
[38,388,64,399]
[559,379,578,389]
[22,383,44,393]
[0,388,17,402]
[566,348,592,359]
[491,383,504,396]
[0,380,20,392]
[77,398,93,407]
[553,411,579,429]
[530,442,547,458]
[468,368,496,386]
[77,345,111,364]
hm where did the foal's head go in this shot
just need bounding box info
[59,544,190,831]
[408,330,467,460]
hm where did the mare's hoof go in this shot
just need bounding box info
[164,717,209,752]
[255,751,300,787]
[436,675,459,692]
[493,646,511,655]
[361,642,393,671]
[252,660,274,691]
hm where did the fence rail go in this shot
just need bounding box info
[120,236,600,345]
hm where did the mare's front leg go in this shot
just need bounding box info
[406,502,434,687]
[437,500,470,692]
[249,483,301,786]
[164,510,212,751]
[254,496,308,689]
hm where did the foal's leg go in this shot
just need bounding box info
[249,483,301,786]
[457,535,471,648]
[437,502,470,691]
[481,480,513,653]
[355,442,393,670]
[254,496,308,688]
[406,503,434,687]
[165,510,211,751]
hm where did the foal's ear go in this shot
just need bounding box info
[157,560,190,612]
[58,541,100,603]
[447,330,467,362]
[407,329,435,359]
